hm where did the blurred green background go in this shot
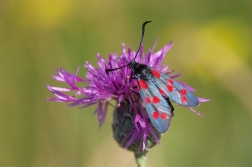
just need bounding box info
[0,0,251,167]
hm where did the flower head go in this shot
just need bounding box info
[47,40,209,152]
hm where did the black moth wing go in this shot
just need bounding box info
[136,77,173,133]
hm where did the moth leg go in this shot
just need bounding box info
[132,95,140,102]
[130,86,139,94]
[165,70,174,75]
[166,98,175,117]
[131,85,137,89]
[130,86,140,102]
[117,85,125,90]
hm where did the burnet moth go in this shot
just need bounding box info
[106,21,200,133]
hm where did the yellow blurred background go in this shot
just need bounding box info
[0,1,251,167]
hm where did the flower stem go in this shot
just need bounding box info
[134,152,147,167]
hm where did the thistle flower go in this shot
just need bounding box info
[47,40,209,166]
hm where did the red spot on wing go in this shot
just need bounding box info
[161,113,168,120]
[139,79,148,89]
[168,79,174,84]
[145,97,151,103]
[158,88,165,96]
[151,70,161,78]
[152,111,159,119]
[167,85,174,92]
[152,96,161,104]
[180,89,187,95]
[182,96,188,103]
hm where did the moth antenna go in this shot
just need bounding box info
[105,21,152,74]
[132,21,152,61]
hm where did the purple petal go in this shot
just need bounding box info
[49,86,72,92]
[125,130,139,149]
[188,107,204,117]
[198,98,210,102]
[135,114,146,129]
[96,101,107,128]
[151,38,158,53]
[152,41,173,58]
[47,85,76,101]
